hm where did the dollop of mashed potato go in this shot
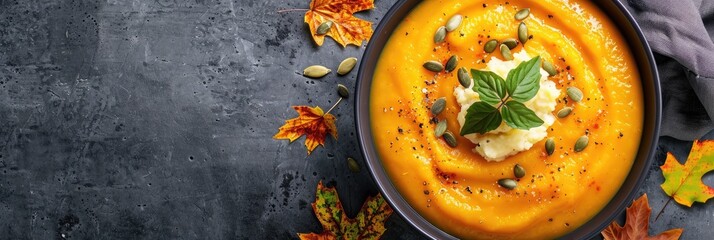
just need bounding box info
[454,51,560,161]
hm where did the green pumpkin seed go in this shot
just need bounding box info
[337,57,358,75]
[445,14,463,32]
[542,60,557,76]
[303,65,331,78]
[545,138,555,156]
[514,164,526,178]
[435,119,447,137]
[347,157,360,173]
[518,22,528,44]
[500,44,513,60]
[567,86,584,102]
[337,84,349,98]
[316,21,333,35]
[515,8,531,21]
[457,67,472,88]
[423,60,444,72]
[557,107,573,118]
[431,97,446,115]
[484,39,499,53]
[434,26,447,43]
[498,178,517,190]
[502,38,518,49]
[443,131,458,148]
[445,55,458,72]
[574,135,589,152]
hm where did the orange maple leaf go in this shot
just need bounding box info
[274,106,337,155]
[660,140,714,207]
[601,194,683,240]
[298,181,393,240]
[304,0,375,47]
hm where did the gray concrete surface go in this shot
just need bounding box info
[0,0,710,239]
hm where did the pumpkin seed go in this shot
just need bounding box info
[542,60,557,76]
[515,8,531,21]
[457,67,472,88]
[347,157,360,173]
[423,60,444,72]
[514,164,526,178]
[498,178,517,190]
[303,65,331,78]
[435,119,447,137]
[567,86,584,102]
[500,44,513,60]
[557,107,573,118]
[518,22,528,44]
[502,38,518,49]
[434,26,447,43]
[443,131,458,148]
[484,39,499,53]
[545,138,555,156]
[337,84,349,98]
[431,97,446,115]
[445,14,463,32]
[337,57,358,75]
[574,135,589,152]
[445,55,458,72]
[316,21,333,35]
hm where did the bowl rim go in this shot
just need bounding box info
[355,0,661,239]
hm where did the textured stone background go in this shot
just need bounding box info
[0,0,710,239]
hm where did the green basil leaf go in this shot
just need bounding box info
[506,56,541,102]
[460,102,502,135]
[471,69,507,105]
[502,101,544,129]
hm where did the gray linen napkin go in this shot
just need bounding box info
[626,0,714,140]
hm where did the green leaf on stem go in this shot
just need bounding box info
[472,70,507,105]
[502,101,544,129]
[460,102,502,135]
[461,56,545,136]
[506,56,541,102]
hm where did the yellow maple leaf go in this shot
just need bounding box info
[601,194,683,240]
[274,106,337,155]
[660,140,714,207]
[304,0,375,47]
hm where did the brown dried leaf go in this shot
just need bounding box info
[601,194,683,240]
[298,181,393,239]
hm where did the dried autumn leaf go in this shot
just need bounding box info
[298,181,393,240]
[660,140,714,207]
[304,0,375,47]
[274,106,337,155]
[601,194,683,240]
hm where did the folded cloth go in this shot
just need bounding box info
[626,0,714,140]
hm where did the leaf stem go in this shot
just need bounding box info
[497,100,507,110]
[496,93,511,110]
[325,97,343,115]
[276,8,309,13]
[654,197,672,222]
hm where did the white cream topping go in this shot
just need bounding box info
[454,50,560,162]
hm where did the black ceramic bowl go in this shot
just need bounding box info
[355,0,661,239]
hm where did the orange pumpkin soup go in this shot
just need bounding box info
[370,0,643,239]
